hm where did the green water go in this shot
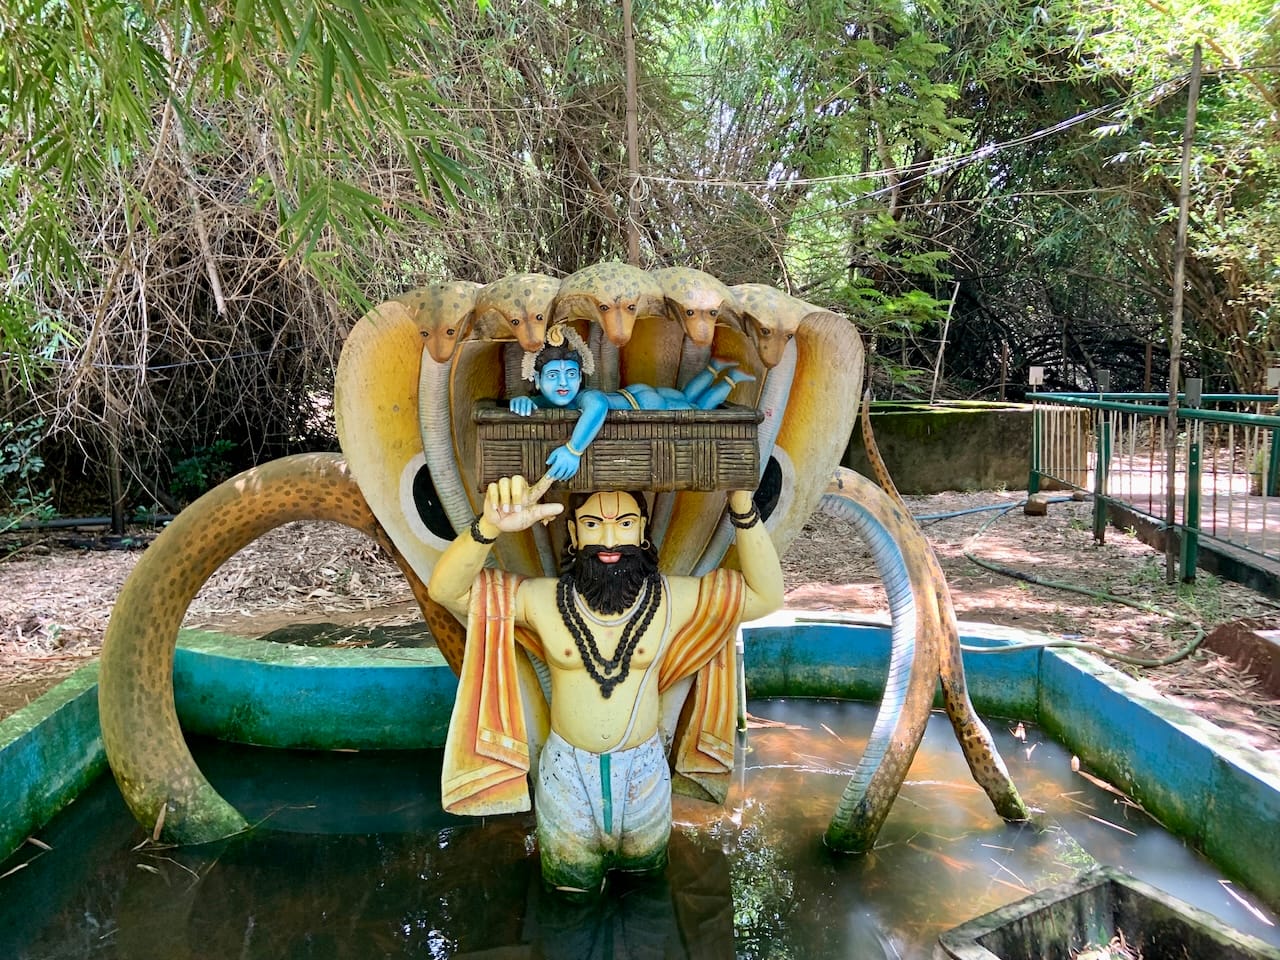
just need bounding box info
[258,621,434,648]
[2,700,1277,959]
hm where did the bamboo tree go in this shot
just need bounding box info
[0,0,463,505]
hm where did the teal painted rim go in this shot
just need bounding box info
[172,630,456,751]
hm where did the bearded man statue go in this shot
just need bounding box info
[428,475,783,898]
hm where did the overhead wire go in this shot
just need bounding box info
[641,71,1191,195]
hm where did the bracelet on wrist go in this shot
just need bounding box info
[470,516,498,544]
[728,502,760,529]
[564,439,584,457]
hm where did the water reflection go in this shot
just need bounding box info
[1,771,734,959]
[683,699,1280,957]
[113,823,728,959]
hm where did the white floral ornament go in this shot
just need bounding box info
[521,323,595,381]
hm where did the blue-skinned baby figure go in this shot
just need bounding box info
[511,326,754,480]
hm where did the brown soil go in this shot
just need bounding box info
[3,491,1279,755]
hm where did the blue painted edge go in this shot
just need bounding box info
[2,615,1278,911]
[0,662,106,864]
[1039,645,1280,907]
[747,611,1041,717]
[174,630,457,750]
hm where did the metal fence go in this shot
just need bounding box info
[1029,393,1280,579]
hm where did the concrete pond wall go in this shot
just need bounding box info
[842,400,1064,494]
[4,616,1279,911]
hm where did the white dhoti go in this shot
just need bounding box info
[534,729,671,891]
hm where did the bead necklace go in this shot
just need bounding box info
[556,574,661,699]
[572,581,648,627]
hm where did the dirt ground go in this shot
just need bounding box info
[3,490,1279,755]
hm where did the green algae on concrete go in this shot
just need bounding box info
[841,401,1089,494]
[938,865,1280,959]
[174,629,456,750]
[1039,647,1280,908]
[0,663,105,861]
[745,614,1041,720]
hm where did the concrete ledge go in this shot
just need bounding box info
[744,612,1041,716]
[762,612,1280,906]
[1105,501,1280,599]
[1039,648,1225,840]
[1204,745,1280,911]
[938,865,1280,959]
[0,663,106,862]
[174,630,457,749]
[840,402,1085,494]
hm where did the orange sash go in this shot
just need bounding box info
[660,569,746,803]
[441,570,536,814]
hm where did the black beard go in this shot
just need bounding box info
[567,545,660,615]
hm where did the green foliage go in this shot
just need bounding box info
[960,0,1280,393]
[1175,571,1226,623]
[0,0,478,502]
[131,502,166,526]
[673,0,1279,396]
[876,362,933,398]
[0,417,55,531]
[1128,557,1165,588]
[171,439,237,502]
[0,0,462,365]
[1,0,1277,493]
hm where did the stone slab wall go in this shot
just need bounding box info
[841,402,1045,494]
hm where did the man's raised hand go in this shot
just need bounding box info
[483,473,563,533]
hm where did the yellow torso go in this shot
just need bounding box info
[519,575,697,752]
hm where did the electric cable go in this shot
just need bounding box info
[920,496,1207,668]
[913,496,1074,524]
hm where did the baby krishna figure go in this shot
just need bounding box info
[510,325,755,480]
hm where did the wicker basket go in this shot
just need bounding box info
[474,400,764,492]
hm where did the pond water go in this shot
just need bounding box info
[2,699,1277,959]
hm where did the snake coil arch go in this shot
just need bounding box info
[98,266,1023,849]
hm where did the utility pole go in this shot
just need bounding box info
[622,0,641,266]
[1165,44,1201,584]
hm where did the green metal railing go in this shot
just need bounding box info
[1029,392,1280,581]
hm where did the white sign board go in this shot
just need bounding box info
[1028,366,1045,386]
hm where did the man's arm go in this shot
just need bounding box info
[727,490,784,622]
[427,474,562,622]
